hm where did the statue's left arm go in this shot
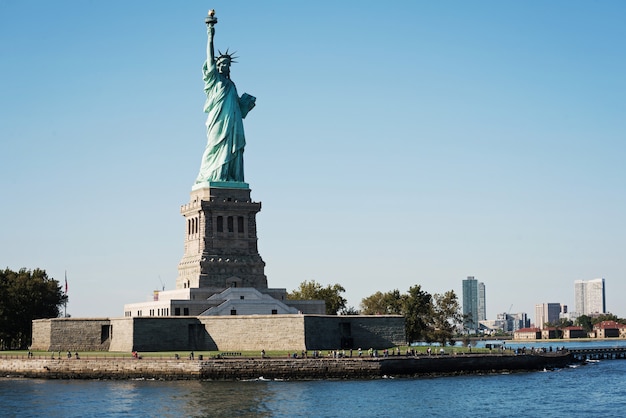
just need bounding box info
[239,93,256,119]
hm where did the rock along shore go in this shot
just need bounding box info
[0,353,573,381]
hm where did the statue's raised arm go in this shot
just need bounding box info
[206,10,216,67]
[194,10,256,187]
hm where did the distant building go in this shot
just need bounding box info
[562,326,587,339]
[534,303,563,329]
[478,282,486,322]
[480,313,529,335]
[496,312,530,333]
[574,278,606,317]
[541,327,562,339]
[593,321,626,339]
[463,276,486,331]
[513,327,542,340]
[513,322,626,340]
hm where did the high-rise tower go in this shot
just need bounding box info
[462,276,486,331]
[477,281,486,322]
[535,303,562,329]
[574,278,606,316]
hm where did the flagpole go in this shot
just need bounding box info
[64,270,68,318]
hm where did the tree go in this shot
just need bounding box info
[341,306,360,315]
[360,286,467,345]
[575,315,593,332]
[359,290,404,315]
[360,285,434,344]
[543,318,573,339]
[402,285,433,344]
[544,318,573,328]
[287,280,347,315]
[462,312,474,334]
[0,268,67,349]
[429,291,462,346]
[591,313,619,325]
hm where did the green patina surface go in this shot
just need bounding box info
[192,181,250,191]
[195,14,255,186]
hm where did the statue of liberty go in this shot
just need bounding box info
[195,10,256,186]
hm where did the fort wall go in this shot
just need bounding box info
[32,318,112,352]
[30,315,405,352]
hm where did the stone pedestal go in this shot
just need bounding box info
[176,185,267,291]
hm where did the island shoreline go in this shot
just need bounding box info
[1,353,575,380]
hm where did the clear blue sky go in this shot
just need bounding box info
[1,1,625,321]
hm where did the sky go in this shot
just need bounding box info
[1,1,625,322]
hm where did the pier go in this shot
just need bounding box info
[568,347,626,361]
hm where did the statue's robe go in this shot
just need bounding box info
[195,61,252,184]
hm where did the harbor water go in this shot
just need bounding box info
[2,349,626,417]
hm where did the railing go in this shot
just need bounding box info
[217,352,242,357]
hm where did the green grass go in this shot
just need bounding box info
[1,345,511,359]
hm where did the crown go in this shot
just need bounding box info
[216,49,238,64]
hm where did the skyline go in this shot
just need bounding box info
[1,2,625,320]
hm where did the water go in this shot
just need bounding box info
[2,359,626,417]
[432,339,626,351]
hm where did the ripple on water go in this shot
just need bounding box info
[2,361,626,417]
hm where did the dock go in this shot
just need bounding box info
[568,347,626,361]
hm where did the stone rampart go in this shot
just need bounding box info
[199,315,306,351]
[31,319,51,350]
[303,315,405,349]
[30,314,405,352]
[31,318,112,351]
[128,317,211,352]
[108,318,135,352]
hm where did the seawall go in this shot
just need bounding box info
[0,353,573,380]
